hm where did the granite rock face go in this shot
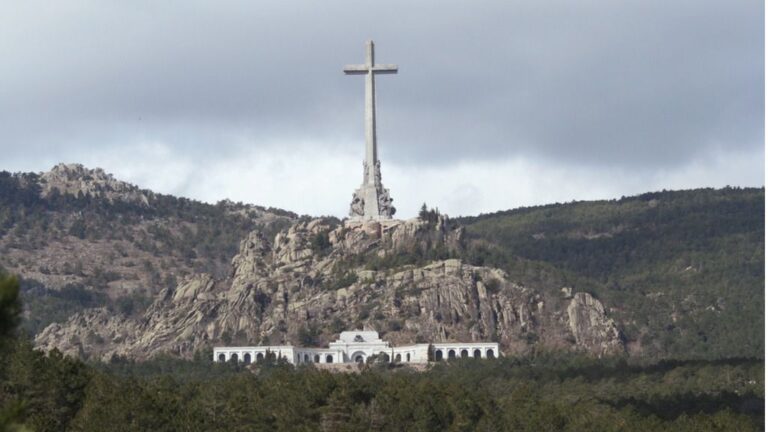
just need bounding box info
[35,217,624,360]
[567,292,624,355]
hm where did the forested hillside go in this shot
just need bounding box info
[0,166,295,336]
[0,273,763,431]
[456,187,764,360]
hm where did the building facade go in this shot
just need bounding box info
[213,330,500,365]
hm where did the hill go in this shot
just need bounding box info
[0,164,296,336]
[456,187,764,359]
[0,164,762,361]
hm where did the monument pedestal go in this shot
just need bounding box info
[344,217,404,239]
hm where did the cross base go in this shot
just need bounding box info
[349,183,395,220]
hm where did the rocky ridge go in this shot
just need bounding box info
[35,217,624,360]
[1,164,292,288]
[40,163,154,206]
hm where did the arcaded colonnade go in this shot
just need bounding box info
[431,343,499,361]
[213,332,501,365]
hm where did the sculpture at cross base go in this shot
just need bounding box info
[344,40,397,220]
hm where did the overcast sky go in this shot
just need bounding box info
[0,1,763,217]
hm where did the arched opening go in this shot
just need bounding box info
[231,353,238,362]
[304,354,309,363]
[351,351,366,364]
[381,353,390,363]
[256,353,264,363]
[460,349,469,358]
[243,353,252,364]
[314,354,320,363]
[406,353,411,362]
[448,350,456,360]
[473,349,482,359]
[395,354,401,363]
[435,350,443,361]
[486,349,495,359]
[268,352,277,361]
[326,355,333,363]
[218,353,226,362]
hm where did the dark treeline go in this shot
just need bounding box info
[0,275,764,431]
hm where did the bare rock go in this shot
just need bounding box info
[566,292,624,356]
[34,217,626,360]
[40,163,153,206]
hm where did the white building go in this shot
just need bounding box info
[213,330,500,365]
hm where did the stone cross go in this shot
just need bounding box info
[344,40,397,220]
[344,40,398,186]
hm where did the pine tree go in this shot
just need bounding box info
[418,203,429,221]
[0,274,20,341]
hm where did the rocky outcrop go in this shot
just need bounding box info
[34,217,624,360]
[34,308,139,359]
[40,163,153,206]
[567,292,623,356]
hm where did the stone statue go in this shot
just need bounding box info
[350,193,365,217]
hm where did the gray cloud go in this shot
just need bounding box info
[0,0,762,213]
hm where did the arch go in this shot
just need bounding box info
[268,352,277,361]
[351,351,366,364]
[435,350,443,361]
[256,353,264,363]
[243,353,252,364]
[381,353,390,363]
[395,354,402,363]
[406,353,411,362]
[448,349,456,359]
[473,349,482,359]
[231,353,238,362]
[304,354,309,363]
[460,349,469,358]
[314,354,320,363]
[326,354,333,363]
[218,353,226,362]
[486,349,495,359]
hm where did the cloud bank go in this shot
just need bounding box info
[0,0,762,216]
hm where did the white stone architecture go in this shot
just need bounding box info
[345,40,397,221]
[213,330,500,365]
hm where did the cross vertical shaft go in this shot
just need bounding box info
[365,41,377,183]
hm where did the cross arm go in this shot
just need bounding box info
[371,64,398,74]
[344,64,399,75]
[344,64,368,75]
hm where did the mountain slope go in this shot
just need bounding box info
[0,164,762,361]
[457,187,764,359]
[35,218,623,360]
[0,164,296,335]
